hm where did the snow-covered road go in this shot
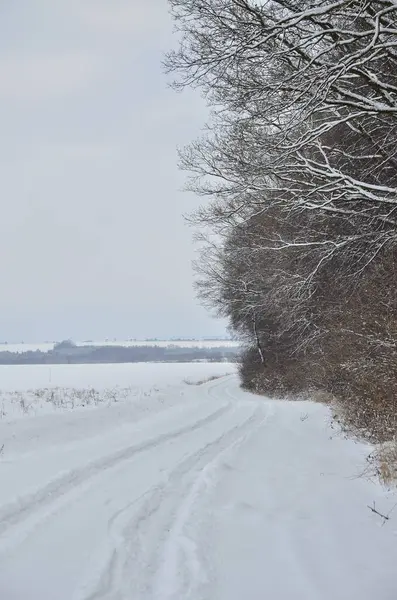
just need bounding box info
[0,374,396,599]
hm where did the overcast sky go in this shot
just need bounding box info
[0,1,227,342]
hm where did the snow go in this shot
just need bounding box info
[0,365,396,600]
[0,362,235,393]
[0,363,235,421]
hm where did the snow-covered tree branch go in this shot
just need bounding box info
[167,0,397,442]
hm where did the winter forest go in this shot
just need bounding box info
[166,0,397,471]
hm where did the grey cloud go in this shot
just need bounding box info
[0,1,227,341]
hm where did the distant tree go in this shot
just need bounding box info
[53,339,76,351]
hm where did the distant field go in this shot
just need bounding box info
[0,362,236,391]
[0,339,240,354]
[0,362,237,421]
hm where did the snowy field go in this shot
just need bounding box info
[0,339,240,354]
[0,363,396,599]
[0,362,235,421]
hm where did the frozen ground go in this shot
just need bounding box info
[0,364,396,600]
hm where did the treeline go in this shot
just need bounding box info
[166,1,397,445]
[0,346,238,365]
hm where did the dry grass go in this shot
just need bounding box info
[183,373,230,386]
[0,386,134,416]
[372,441,397,486]
[309,390,336,404]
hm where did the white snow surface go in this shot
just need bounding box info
[0,364,396,600]
[0,363,235,421]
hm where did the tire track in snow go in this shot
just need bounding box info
[0,398,232,551]
[79,411,260,599]
[153,400,275,600]
[77,395,273,599]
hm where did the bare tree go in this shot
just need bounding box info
[166,0,397,444]
[166,0,397,267]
